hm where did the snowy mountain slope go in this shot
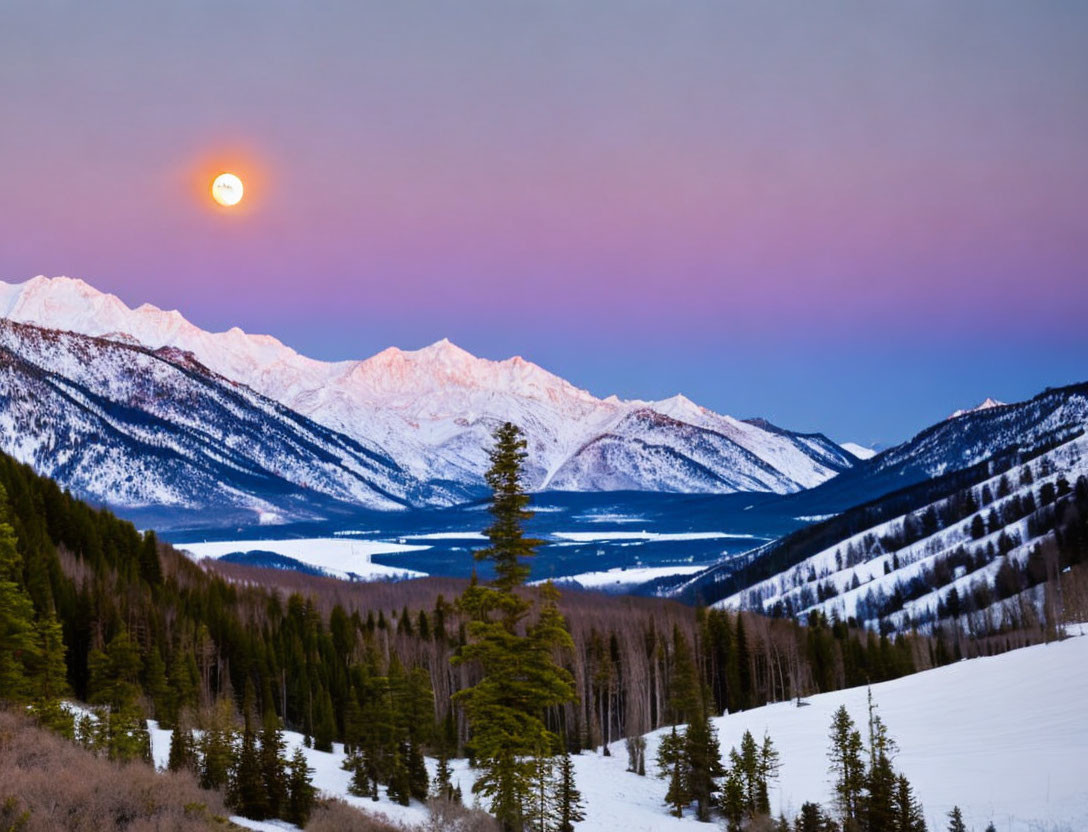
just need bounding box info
[548,409,804,493]
[0,276,855,496]
[0,319,455,522]
[648,385,1088,614]
[165,633,1088,832]
[866,385,1085,483]
[712,432,1088,631]
[840,441,877,460]
[764,381,1088,519]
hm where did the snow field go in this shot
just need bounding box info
[155,632,1088,832]
[180,538,429,581]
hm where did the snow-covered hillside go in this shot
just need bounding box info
[0,276,855,497]
[158,633,1088,832]
[715,432,1088,634]
[0,319,441,519]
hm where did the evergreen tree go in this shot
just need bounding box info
[685,708,725,821]
[946,806,966,832]
[387,744,412,806]
[827,706,865,828]
[555,745,585,832]
[285,747,316,826]
[432,749,458,803]
[199,698,237,791]
[668,627,701,724]
[720,763,746,831]
[346,750,371,798]
[758,731,782,815]
[259,713,288,819]
[656,726,690,818]
[893,774,926,832]
[407,738,430,801]
[794,802,836,832]
[167,722,198,774]
[732,731,760,815]
[865,693,899,831]
[29,608,70,736]
[230,724,268,819]
[0,512,39,703]
[143,647,170,724]
[453,423,576,831]
[526,751,556,832]
[139,530,163,586]
[312,686,336,753]
[722,729,779,825]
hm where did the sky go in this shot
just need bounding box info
[2,1,1087,446]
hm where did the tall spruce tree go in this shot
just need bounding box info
[656,725,690,818]
[555,744,585,832]
[526,751,556,832]
[685,707,725,821]
[230,723,268,819]
[167,722,198,774]
[723,729,779,825]
[453,422,576,832]
[758,732,782,815]
[868,697,902,830]
[893,774,927,832]
[199,697,237,791]
[828,705,865,829]
[285,747,316,826]
[259,712,288,819]
[0,509,39,704]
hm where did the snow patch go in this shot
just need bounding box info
[180,538,429,581]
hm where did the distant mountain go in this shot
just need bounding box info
[754,382,1088,518]
[0,318,452,525]
[654,381,1088,623]
[0,276,857,509]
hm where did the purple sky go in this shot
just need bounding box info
[2,2,1087,446]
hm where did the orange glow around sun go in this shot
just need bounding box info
[189,149,267,215]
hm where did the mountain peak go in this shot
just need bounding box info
[652,393,705,421]
[949,397,1006,420]
[416,337,474,360]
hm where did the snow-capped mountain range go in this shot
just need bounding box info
[0,318,456,522]
[0,276,861,519]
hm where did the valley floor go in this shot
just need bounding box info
[159,627,1088,832]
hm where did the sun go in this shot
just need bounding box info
[211,172,244,206]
